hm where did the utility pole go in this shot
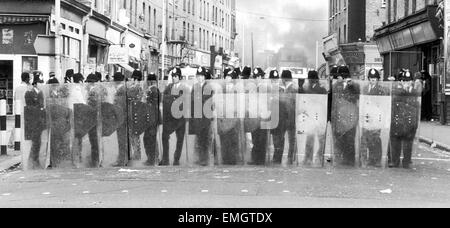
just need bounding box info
[316,41,319,71]
[55,0,61,81]
[162,0,167,81]
[251,32,254,69]
[242,22,245,66]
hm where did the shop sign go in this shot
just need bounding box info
[108,46,129,64]
[2,29,13,44]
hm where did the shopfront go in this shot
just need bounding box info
[84,15,110,77]
[374,5,445,123]
[0,15,48,114]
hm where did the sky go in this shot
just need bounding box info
[235,0,329,68]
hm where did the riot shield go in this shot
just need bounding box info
[243,79,274,166]
[214,79,246,166]
[296,80,329,168]
[45,84,73,169]
[389,81,422,169]
[331,79,361,167]
[159,80,190,167]
[267,79,296,167]
[99,81,128,168]
[358,81,392,168]
[17,84,49,170]
[187,79,221,167]
[68,83,100,168]
[126,80,161,167]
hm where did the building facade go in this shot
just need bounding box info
[164,0,237,76]
[0,0,237,114]
[324,0,387,79]
[374,0,445,123]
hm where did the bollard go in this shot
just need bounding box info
[14,100,21,152]
[0,99,7,155]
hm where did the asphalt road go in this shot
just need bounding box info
[1,143,450,208]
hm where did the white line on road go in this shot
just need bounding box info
[2,193,11,196]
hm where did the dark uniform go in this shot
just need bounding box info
[112,73,129,166]
[24,83,46,169]
[360,69,386,167]
[47,84,72,168]
[160,68,187,166]
[218,70,243,165]
[143,74,161,166]
[272,70,297,165]
[71,74,99,167]
[389,72,421,169]
[247,68,270,165]
[303,71,328,166]
[189,67,214,166]
[331,66,360,166]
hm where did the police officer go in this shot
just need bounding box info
[112,72,129,167]
[389,70,421,169]
[47,73,72,168]
[127,70,146,162]
[71,73,99,167]
[272,70,297,165]
[331,66,360,166]
[24,72,46,169]
[247,67,270,165]
[303,70,328,166]
[189,67,214,166]
[160,67,187,166]
[217,69,243,165]
[360,69,386,167]
[143,73,161,166]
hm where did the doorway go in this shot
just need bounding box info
[0,60,14,115]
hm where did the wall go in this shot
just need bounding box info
[366,0,388,41]
[0,0,53,14]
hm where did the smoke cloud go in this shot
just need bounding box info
[236,0,328,68]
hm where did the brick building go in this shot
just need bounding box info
[374,0,445,123]
[324,0,387,79]
[164,0,237,77]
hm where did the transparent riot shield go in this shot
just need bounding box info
[243,79,273,166]
[186,79,219,167]
[214,79,246,166]
[389,81,422,169]
[99,81,128,168]
[296,80,329,168]
[125,80,161,167]
[17,84,49,170]
[266,79,296,167]
[159,80,190,167]
[68,83,100,168]
[125,80,147,167]
[331,79,361,167]
[358,81,392,168]
[45,84,73,169]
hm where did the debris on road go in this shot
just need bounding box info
[380,189,392,194]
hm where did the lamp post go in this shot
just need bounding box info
[55,0,61,81]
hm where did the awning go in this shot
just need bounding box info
[116,63,135,73]
[89,35,111,46]
[0,15,49,25]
